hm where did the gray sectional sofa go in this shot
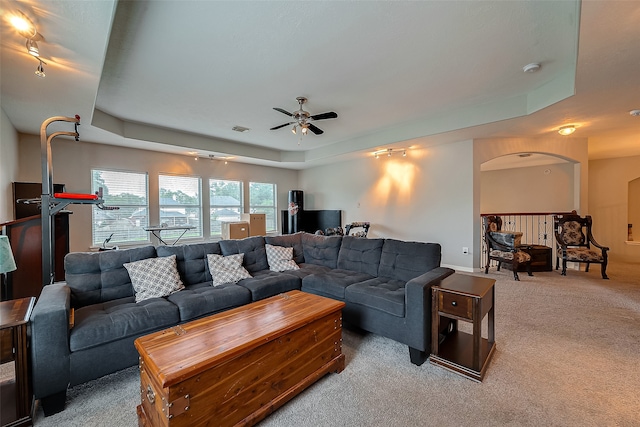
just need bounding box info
[30,232,454,415]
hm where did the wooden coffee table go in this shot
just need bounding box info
[135,290,345,427]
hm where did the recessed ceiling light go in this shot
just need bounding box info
[232,126,250,133]
[523,63,541,73]
[558,125,576,136]
[518,153,532,158]
[630,110,640,117]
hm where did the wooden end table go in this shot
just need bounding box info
[1,297,36,427]
[430,274,496,382]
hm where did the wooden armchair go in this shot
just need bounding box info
[553,213,609,279]
[484,216,532,281]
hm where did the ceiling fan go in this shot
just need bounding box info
[270,97,338,135]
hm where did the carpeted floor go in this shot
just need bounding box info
[12,261,640,426]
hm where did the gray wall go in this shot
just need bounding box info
[589,155,640,262]
[0,109,19,223]
[300,139,477,271]
[16,133,299,252]
[481,163,575,213]
[6,125,633,268]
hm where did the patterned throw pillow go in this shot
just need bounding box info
[265,244,300,272]
[207,253,252,286]
[123,255,184,303]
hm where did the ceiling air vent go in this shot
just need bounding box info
[232,126,250,133]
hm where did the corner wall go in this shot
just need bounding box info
[299,139,477,271]
[588,155,640,262]
[0,109,19,223]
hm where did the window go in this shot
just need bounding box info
[209,179,243,236]
[249,182,277,232]
[91,169,149,246]
[159,174,202,239]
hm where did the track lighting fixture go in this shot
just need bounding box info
[26,38,39,57]
[373,148,408,159]
[9,10,37,38]
[35,59,46,78]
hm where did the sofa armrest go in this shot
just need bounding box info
[30,283,71,399]
[404,267,455,351]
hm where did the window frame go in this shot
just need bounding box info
[90,168,150,247]
[209,178,244,237]
[249,181,277,233]
[158,173,203,240]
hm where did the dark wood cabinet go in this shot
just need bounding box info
[1,182,70,301]
[1,214,69,301]
[0,297,35,427]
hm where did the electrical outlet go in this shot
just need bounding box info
[462,247,469,254]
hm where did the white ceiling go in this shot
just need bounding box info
[1,0,639,170]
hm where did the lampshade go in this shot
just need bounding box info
[0,236,17,274]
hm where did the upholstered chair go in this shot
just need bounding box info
[484,216,533,281]
[553,213,609,279]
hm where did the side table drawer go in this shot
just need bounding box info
[438,292,473,320]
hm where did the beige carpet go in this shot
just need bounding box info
[20,260,640,426]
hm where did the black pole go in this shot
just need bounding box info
[287,190,304,234]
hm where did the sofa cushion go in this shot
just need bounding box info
[69,296,180,352]
[345,277,406,317]
[124,255,185,302]
[337,236,384,276]
[265,244,300,272]
[301,269,375,300]
[166,283,252,321]
[219,236,269,273]
[157,242,221,286]
[265,233,304,264]
[281,263,332,279]
[378,239,442,282]
[65,245,157,308]
[301,233,342,268]
[237,270,301,301]
[207,254,252,286]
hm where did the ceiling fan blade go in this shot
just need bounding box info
[310,111,337,121]
[270,122,293,130]
[273,107,293,117]
[307,123,324,135]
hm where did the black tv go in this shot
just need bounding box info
[281,210,341,234]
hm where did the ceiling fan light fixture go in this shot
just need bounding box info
[558,125,576,135]
[301,124,308,135]
[291,125,297,134]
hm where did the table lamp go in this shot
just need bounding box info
[0,236,17,299]
[0,236,16,274]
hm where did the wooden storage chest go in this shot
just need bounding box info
[134,291,345,427]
